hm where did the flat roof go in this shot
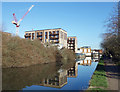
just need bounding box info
[81,46,91,48]
[25,28,67,32]
[67,36,77,38]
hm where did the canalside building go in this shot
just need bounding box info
[77,46,91,56]
[91,49,103,59]
[67,36,77,53]
[24,28,67,48]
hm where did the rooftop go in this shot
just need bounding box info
[67,36,77,38]
[81,46,91,48]
[25,28,67,32]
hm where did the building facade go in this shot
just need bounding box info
[77,46,91,56]
[67,36,77,53]
[24,28,67,48]
[91,49,103,59]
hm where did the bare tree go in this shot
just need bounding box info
[101,2,120,62]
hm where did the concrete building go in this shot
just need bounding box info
[67,36,77,53]
[77,46,91,56]
[24,28,67,48]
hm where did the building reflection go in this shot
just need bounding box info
[77,57,92,66]
[3,57,98,90]
[92,58,99,62]
[67,62,78,78]
[39,63,78,88]
[39,69,67,88]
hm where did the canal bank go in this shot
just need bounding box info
[2,32,75,68]
[88,59,120,91]
[88,60,108,91]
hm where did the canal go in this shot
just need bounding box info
[2,57,98,91]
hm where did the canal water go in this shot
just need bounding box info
[2,57,98,91]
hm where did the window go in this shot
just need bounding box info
[45,32,47,35]
[88,49,90,52]
[57,31,59,34]
[40,32,42,35]
[37,32,39,35]
[49,31,52,36]
[26,33,28,35]
[45,32,47,39]
[84,49,87,53]
[73,38,75,40]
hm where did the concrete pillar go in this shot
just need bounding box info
[42,31,45,43]
[31,33,32,40]
[35,31,37,39]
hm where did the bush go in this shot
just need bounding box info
[2,32,76,68]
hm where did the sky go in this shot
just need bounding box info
[2,2,117,49]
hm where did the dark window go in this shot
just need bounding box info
[45,32,47,39]
[57,31,59,34]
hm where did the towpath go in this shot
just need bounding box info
[104,59,120,91]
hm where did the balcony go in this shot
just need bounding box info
[49,32,59,36]
[37,34,42,37]
[50,36,59,40]
[37,37,42,40]
[24,34,31,37]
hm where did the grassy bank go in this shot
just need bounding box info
[2,32,75,68]
[88,60,108,91]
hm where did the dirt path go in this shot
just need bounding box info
[104,60,120,91]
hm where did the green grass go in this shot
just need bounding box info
[88,88,108,92]
[89,60,108,88]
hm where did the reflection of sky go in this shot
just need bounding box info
[22,62,98,90]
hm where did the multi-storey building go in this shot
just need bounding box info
[91,49,103,59]
[77,46,91,56]
[24,28,67,48]
[67,36,77,53]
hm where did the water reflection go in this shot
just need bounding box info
[39,69,67,88]
[67,63,78,78]
[77,57,92,66]
[2,57,99,91]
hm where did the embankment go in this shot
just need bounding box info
[2,32,75,68]
[88,60,108,91]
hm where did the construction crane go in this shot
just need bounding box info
[12,5,34,35]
